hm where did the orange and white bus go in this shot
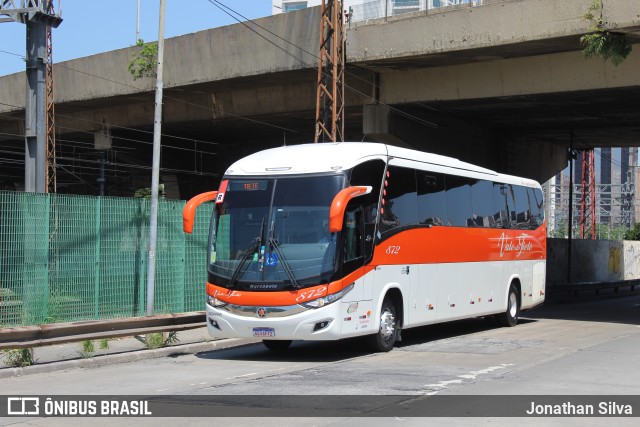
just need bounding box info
[183,142,546,352]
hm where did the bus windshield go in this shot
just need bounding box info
[208,174,345,290]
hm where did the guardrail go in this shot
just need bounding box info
[0,311,205,350]
[548,280,640,297]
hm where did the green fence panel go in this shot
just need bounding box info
[0,191,212,327]
[154,200,186,314]
[98,197,147,319]
[48,194,100,323]
[0,192,49,326]
[0,192,23,326]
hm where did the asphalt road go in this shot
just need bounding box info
[1,291,639,426]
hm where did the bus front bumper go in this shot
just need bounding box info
[205,300,343,341]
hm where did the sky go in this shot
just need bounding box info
[0,0,273,77]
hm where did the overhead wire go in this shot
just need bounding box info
[0,0,437,144]
[0,101,222,157]
[0,100,220,148]
[207,0,437,128]
[0,0,445,187]
[0,8,415,189]
[0,128,219,178]
[0,51,301,136]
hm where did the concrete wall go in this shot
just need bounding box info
[547,238,640,287]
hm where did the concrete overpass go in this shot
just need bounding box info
[0,0,639,197]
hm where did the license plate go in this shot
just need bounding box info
[252,327,275,337]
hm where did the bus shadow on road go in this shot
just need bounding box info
[194,316,538,361]
[194,338,374,363]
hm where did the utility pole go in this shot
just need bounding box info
[567,133,574,284]
[136,0,140,42]
[0,1,62,193]
[146,0,166,316]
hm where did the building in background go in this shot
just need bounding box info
[272,1,480,23]
[547,147,639,238]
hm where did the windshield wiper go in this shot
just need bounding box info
[268,237,301,290]
[228,219,264,289]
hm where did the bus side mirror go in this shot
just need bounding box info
[183,191,218,234]
[329,186,372,232]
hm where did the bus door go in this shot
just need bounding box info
[342,206,365,303]
[341,205,375,337]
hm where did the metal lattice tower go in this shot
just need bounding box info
[579,149,597,239]
[314,0,345,143]
[45,1,56,193]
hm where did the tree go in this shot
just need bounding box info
[580,0,632,66]
[128,39,158,80]
[624,223,640,241]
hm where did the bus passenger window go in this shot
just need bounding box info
[470,180,495,227]
[528,187,545,229]
[445,176,473,227]
[417,171,447,226]
[379,166,418,234]
[512,185,531,229]
[493,183,510,229]
[349,159,386,224]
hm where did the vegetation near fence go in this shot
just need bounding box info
[0,191,212,327]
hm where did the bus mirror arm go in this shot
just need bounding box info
[182,191,218,234]
[329,186,372,233]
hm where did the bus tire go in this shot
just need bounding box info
[498,284,519,327]
[367,296,398,352]
[263,340,292,351]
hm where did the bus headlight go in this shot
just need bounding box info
[301,283,355,309]
[206,294,228,308]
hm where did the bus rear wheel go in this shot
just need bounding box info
[263,340,292,351]
[367,297,398,352]
[498,284,519,327]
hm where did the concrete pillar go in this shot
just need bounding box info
[24,20,47,193]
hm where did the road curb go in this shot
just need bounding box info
[0,338,260,380]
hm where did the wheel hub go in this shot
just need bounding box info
[379,309,395,342]
[509,292,518,318]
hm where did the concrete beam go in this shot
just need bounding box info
[379,46,640,104]
[348,0,640,66]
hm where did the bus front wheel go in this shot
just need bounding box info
[498,284,519,327]
[263,340,292,351]
[367,297,398,352]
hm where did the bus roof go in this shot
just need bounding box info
[224,142,540,187]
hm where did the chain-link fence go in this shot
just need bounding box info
[0,191,212,327]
